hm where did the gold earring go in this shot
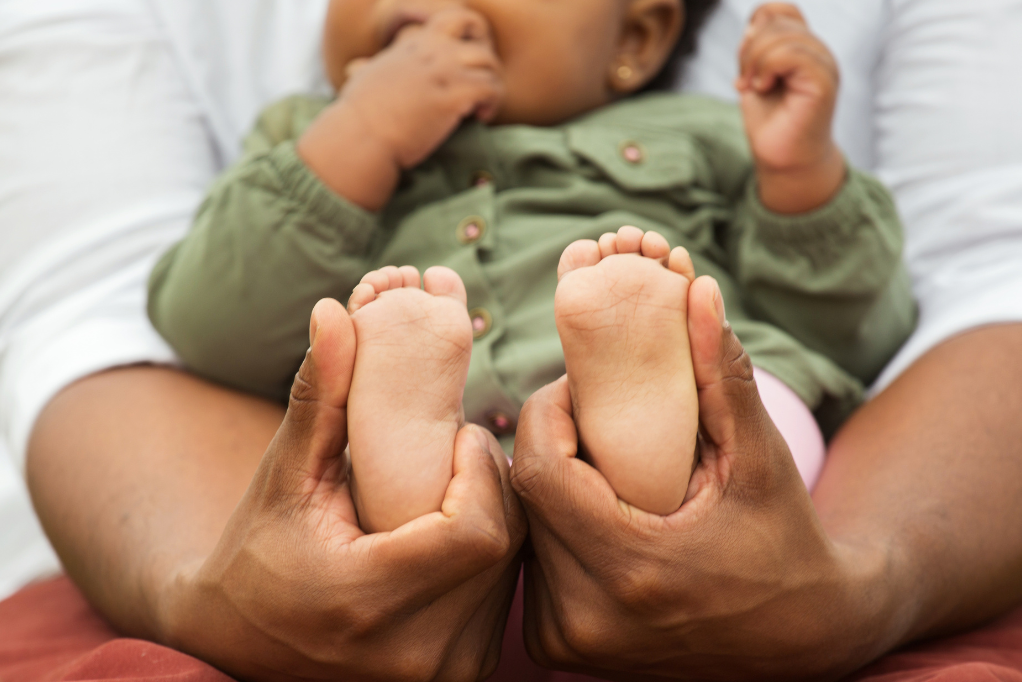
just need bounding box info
[616,65,633,81]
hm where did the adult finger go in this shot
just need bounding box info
[267,298,356,494]
[687,276,797,493]
[510,377,627,563]
[365,425,519,605]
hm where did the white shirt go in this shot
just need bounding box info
[1,0,1020,598]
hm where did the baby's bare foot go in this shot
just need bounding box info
[556,226,698,515]
[347,265,472,533]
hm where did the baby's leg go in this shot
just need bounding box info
[556,226,698,515]
[754,368,826,490]
[346,265,472,533]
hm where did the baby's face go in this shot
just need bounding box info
[324,0,682,125]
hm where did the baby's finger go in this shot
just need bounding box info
[747,39,839,96]
[749,2,807,29]
[739,16,808,79]
[344,57,371,81]
[455,41,503,73]
[458,69,505,123]
[428,6,494,46]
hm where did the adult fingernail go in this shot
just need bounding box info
[713,280,727,325]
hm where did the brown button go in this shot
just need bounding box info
[471,170,494,188]
[487,411,516,435]
[620,140,645,164]
[457,215,487,244]
[469,307,492,339]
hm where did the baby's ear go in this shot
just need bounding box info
[609,0,684,94]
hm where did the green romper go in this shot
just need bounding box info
[148,93,916,439]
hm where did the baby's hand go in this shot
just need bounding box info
[341,7,504,171]
[736,4,845,214]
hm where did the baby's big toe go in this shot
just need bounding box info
[558,240,602,281]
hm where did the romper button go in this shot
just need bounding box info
[620,140,645,164]
[469,307,492,339]
[471,170,494,187]
[457,216,487,244]
[487,411,515,435]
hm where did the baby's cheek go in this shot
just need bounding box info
[496,55,608,126]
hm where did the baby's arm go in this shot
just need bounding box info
[730,4,916,384]
[298,7,504,211]
[149,8,504,400]
[147,97,380,400]
[730,167,915,385]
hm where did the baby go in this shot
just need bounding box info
[148,0,916,531]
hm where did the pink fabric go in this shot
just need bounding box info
[754,367,827,490]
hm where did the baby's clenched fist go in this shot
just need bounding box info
[736,3,845,214]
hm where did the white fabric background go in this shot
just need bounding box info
[1,0,1020,598]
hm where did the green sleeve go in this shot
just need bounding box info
[148,104,378,401]
[728,168,918,385]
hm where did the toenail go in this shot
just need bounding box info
[469,308,493,339]
[457,215,487,244]
[470,170,494,188]
[486,411,515,435]
[619,141,645,164]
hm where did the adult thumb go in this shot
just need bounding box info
[688,277,791,487]
[264,298,356,492]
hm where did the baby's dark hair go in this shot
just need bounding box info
[643,0,722,91]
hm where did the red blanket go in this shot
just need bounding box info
[3,577,1021,682]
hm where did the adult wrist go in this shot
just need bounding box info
[808,537,919,679]
[153,557,216,653]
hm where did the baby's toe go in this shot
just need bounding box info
[558,239,602,281]
[379,266,405,291]
[668,247,696,281]
[398,265,421,289]
[423,266,468,304]
[348,282,378,313]
[614,225,645,254]
[360,269,392,294]
[640,231,671,262]
[598,232,620,258]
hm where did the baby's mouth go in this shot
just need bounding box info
[380,10,430,48]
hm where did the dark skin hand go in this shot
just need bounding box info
[512,275,1022,679]
[29,300,527,682]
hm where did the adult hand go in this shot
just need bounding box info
[511,277,894,680]
[162,300,526,682]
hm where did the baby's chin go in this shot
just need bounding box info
[489,97,605,128]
